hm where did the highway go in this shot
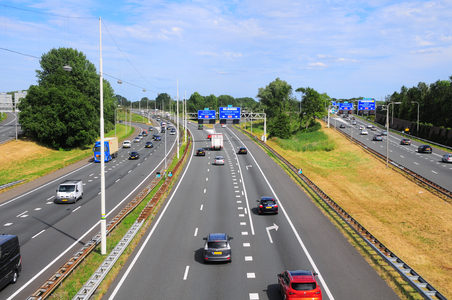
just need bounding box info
[0,121,177,300]
[0,112,20,144]
[332,116,452,191]
[102,123,399,300]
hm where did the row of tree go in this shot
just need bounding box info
[117,93,259,114]
[384,77,452,128]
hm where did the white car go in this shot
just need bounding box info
[214,156,225,165]
[367,124,373,129]
[123,140,131,148]
[361,129,368,135]
[359,125,365,130]
[221,124,226,128]
[170,130,176,135]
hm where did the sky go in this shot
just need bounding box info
[1,0,452,103]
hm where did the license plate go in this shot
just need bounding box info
[62,199,67,202]
[266,206,272,209]
[213,252,222,255]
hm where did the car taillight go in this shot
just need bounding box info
[274,204,278,208]
[259,205,263,208]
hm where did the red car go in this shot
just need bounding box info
[207,134,212,140]
[277,270,322,300]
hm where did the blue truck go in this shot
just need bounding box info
[93,137,119,162]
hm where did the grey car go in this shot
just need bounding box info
[203,233,232,263]
[442,154,452,163]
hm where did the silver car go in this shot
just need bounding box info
[442,154,452,163]
[203,233,232,263]
[214,156,225,165]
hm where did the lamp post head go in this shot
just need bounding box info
[63,65,72,72]
[117,80,122,84]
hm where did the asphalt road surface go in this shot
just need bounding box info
[332,116,452,191]
[0,112,20,144]
[101,123,399,300]
[0,121,177,300]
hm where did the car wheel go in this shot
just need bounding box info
[275,211,278,215]
[11,270,18,284]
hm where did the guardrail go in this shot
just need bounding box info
[0,179,25,191]
[329,121,452,200]
[238,127,447,300]
[72,130,191,300]
[27,128,191,300]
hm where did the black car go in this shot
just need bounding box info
[145,141,153,148]
[237,147,247,154]
[203,233,233,263]
[339,124,346,128]
[418,145,432,154]
[129,151,140,160]
[0,234,21,290]
[400,138,411,145]
[257,197,278,214]
[161,128,165,133]
[196,149,206,156]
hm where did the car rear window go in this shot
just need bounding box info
[262,200,275,205]
[292,282,316,291]
[208,241,227,248]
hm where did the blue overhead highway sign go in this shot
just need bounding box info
[219,107,241,119]
[358,100,376,110]
[338,103,353,110]
[197,110,216,119]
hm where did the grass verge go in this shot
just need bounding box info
[47,140,190,300]
[0,124,135,188]
[237,123,451,299]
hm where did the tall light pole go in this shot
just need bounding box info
[411,101,419,135]
[184,90,187,143]
[115,107,121,137]
[385,102,402,168]
[99,17,107,255]
[177,79,179,159]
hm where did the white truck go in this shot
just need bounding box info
[210,133,223,150]
[55,180,83,204]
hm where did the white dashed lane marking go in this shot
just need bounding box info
[32,230,45,239]
[16,211,28,218]
[243,243,250,247]
[245,256,253,261]
[247,273,256,278]
[4,223,13,227]
[200,205,203,210]
[194,228,198,236]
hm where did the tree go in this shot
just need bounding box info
[268,113,292,139]
[18,47,116,149]
[296,87,327,129]
[256,78,292,118]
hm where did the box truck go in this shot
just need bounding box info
[211,133,223,150]
[93,137,119,162]
[55,180,83,204]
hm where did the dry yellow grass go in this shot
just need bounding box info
[263,125,452,298]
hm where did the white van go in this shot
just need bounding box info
[55,180,83,204]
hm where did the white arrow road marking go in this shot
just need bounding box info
[266,223,279,243]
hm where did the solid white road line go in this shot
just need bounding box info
[7,128,179,300]
[107,130,194,300]
[32,230,45,239]
[227,128,335,300]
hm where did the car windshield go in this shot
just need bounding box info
[261,200,275,205]
[131,152,138,155]
[59,185,75,192]
[292,282,316,291]
[207,241,227,248]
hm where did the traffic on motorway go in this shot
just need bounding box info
[101,121,398,300]
[0,120,178,300]
[333,115,452,191]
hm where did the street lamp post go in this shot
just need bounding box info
[386,102,402,168]
[177,80,179,159]
[411,101,420,135]
[184,90,187,143]
[114,107,121,137]
[99,17,107,255]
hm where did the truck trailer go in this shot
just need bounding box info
[93,137,119,162]
[210,133,223,150]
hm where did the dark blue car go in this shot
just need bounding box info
[153,135,161,141]
[257,197,278,214]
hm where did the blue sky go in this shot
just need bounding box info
[1,0,451,102]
